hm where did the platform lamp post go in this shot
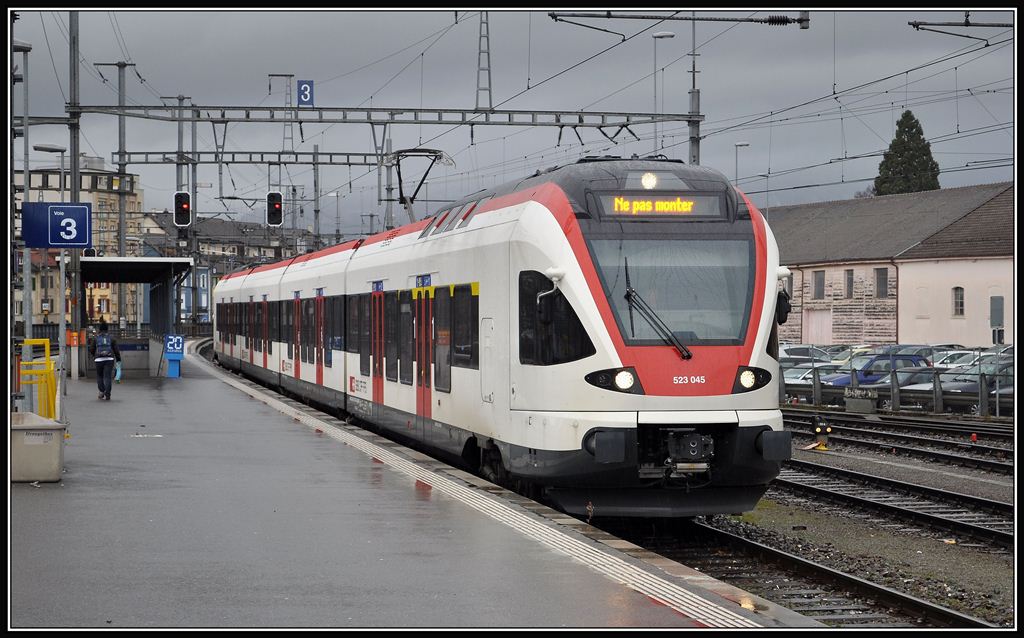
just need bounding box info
[652,31,675,153]
[34,143,69,420]
[734,142,749,186]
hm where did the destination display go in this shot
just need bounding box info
[599,193,723,218]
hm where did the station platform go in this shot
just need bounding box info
[10,343,819,629]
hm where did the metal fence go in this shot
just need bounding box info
[783,368,1014,418]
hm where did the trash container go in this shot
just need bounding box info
[11,412,65,482]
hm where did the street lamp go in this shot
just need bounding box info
[652,31,675,154]
[33,143,68,418]
[734,142,750,186]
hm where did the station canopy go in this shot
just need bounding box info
[80,256,192,283]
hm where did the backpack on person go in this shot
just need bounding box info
[96,333,113,357]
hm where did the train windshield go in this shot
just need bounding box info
[590,238,754,346]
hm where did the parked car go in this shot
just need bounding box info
[932,350,978,367]
[782,363,842,385]
[819,353,931,387]
[892,344,954,364]
[901,359,1014,394]
[947,352,1011,369]
[830,344,874,365]
[931,343,965,350]
[779,344,832,362]
[984,344,1013,356]
[859,366,951,390]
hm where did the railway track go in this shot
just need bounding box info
[782,408,1014,442]
[785,421,1014,475]
[596,518,993,628]
[774,459,1013,550]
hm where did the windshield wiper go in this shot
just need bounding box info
[623,257,693,360]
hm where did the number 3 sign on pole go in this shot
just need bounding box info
[23,203,93,249]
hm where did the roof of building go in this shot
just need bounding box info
[762,182,1012,265]
[897,185,1014,260]
[148,212,315,243]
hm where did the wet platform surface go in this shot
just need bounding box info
[11,347,817,628]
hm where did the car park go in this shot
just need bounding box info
[819,353,930,387]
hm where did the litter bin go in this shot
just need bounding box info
[11,412,65,482]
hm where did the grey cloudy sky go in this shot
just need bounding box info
[11,9,1016,238]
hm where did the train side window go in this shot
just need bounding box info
[452,284,478,369]
[385,291,399,381]
[256,302,263,353]
[346,295,359,353]
[419,214,444,239]
[434,286,452,393]
[399,290,413,385]
[518,270,595,365]
[438,204,468,233]
[359,294,371,376]
[457,196,491,229]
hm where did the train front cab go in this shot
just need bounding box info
[502,167,791,518]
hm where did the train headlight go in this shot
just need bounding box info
[641,172,658,189]
[614,370,635,390]
[585,367,644,394]
[739,369,757,389]
[732,366,772,393]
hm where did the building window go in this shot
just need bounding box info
[875,268,888,298]
[845,269,854,299]
[812,270,825,300]
[952,287,964,317]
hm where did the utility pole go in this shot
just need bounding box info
[17,38,33,411]
[384,138,394,230]
[191,107,199,325]
[161,94,189,332]
[69,11,83,379]
[95,61,135,329]
[313,144,320,250]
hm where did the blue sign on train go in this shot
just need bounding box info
[22,202,92,248]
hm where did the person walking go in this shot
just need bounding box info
[89,320,121,400]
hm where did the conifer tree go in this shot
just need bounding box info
[874,110,940,195]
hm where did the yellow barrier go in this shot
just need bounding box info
[20,339,56,419]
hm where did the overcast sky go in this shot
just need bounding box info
[10,9,1016,238]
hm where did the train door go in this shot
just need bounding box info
[415,286,433,424]
[480,318,495,403]
[315,291,324,386]
[228,299,233,358]
[293,295,301,380]
[371,289,385,408]
[262,297,268,370]
[248,299,255,365]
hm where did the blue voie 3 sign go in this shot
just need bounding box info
[23,203,92,248]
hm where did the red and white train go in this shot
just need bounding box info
[213,157,791,517]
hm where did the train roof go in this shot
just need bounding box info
[219,157,736,283]
[437,156,737,216]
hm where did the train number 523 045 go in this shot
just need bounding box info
[673,376,706,384]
